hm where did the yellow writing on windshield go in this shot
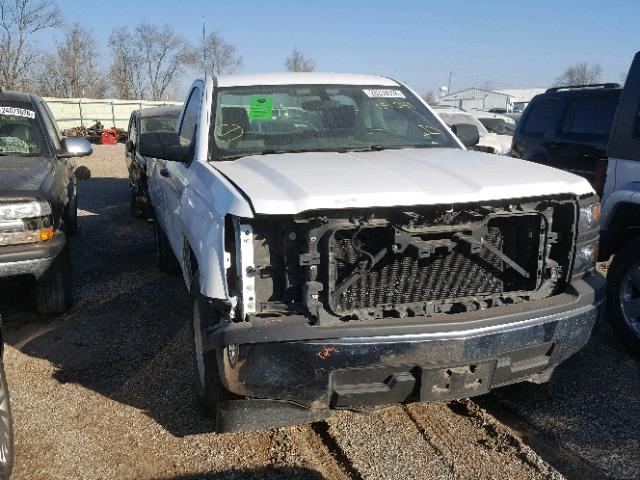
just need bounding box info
[375,101,416,111]
[417,124,442,137]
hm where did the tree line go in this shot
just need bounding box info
[6,0,610,103]
[0,0,316,100]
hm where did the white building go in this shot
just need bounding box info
[439,87,546,112]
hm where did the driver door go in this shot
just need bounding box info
[157,85,203,262]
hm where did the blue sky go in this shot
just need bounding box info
[44,0,638,97]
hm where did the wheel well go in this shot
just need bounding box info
[603,202,640,258]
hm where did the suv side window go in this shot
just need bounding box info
[179,87,202,147]
[560,96,618,139]
[522,99,560,135]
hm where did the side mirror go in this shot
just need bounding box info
[59,137,93,158]
[450,123,480,148]
[138,131,189,162]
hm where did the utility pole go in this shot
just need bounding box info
[448,71,452,93]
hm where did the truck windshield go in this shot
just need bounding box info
[0,103,46,156]
[210,84,458,160]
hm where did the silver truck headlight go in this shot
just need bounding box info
[573,241,599,275]
[0,200,54,246]
[574,197,601,275]
[0,201,51,221]
[578,201,601,233]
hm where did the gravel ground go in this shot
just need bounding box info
[0,144,638,480]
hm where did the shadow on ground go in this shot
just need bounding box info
[2,174,640,479]
[479,317,640,480]
[152,467,327,480]
[1,176,215,436]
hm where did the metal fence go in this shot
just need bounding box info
[43,97,183,130]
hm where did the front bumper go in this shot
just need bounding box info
[207,274,605,431]
[0,232,66,279]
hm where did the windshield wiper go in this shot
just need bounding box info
[212,145,425,161]
[342,145,393,153]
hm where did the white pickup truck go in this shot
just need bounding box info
[140,73,605,432]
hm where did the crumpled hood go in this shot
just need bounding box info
[211,148,593,215]
[0,156,52,192]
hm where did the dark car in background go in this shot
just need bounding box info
[511,83,622,190]
[125,106,182,218]
[0,91,92,314]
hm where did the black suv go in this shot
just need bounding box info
[0,91,92,314]
[511,83,622,189]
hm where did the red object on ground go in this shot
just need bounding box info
[100,129,117,145]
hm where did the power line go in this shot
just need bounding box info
[448,71,529,91]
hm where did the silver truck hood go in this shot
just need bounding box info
[210,148,593,215]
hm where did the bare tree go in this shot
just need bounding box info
[422,91,438,105]
[34,52,63,96]
[285,48,315,72]
[108,27,145,99]
[0,0,61,90]
[136,23,195,100]
[35,23,106,98]
[554,62,603,87]
[199,32,242,76]
[479,81,496,91]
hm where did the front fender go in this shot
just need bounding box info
[601,182,640,231]
[181,161,253,298]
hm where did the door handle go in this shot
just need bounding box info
[160,168,170,177]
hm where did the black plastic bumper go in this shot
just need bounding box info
[207,274,605,432]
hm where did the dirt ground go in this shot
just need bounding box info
[1,144,639,480]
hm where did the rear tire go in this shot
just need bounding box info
[153,218,180,274]
[31,246,72,314]
[607,237,640,357]
[130,192,145,219]
[0,360,14,480]
[190,273,226,418]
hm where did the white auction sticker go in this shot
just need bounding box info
[0,106,35,119]
[363,89,406,98]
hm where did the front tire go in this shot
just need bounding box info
[190,273,226,418]
[607,237,640,357]
[31,246,72,314]
[0,360,14,480]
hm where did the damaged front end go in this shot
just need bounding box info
[205,195,605,432]
[226,196,577,324]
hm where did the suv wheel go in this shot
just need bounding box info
[153,218,179,273]
[607,237,640,356]
[190,273,226,418]
[130,192,145,219]
[0,360,14,480]
[31,246,72,314]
